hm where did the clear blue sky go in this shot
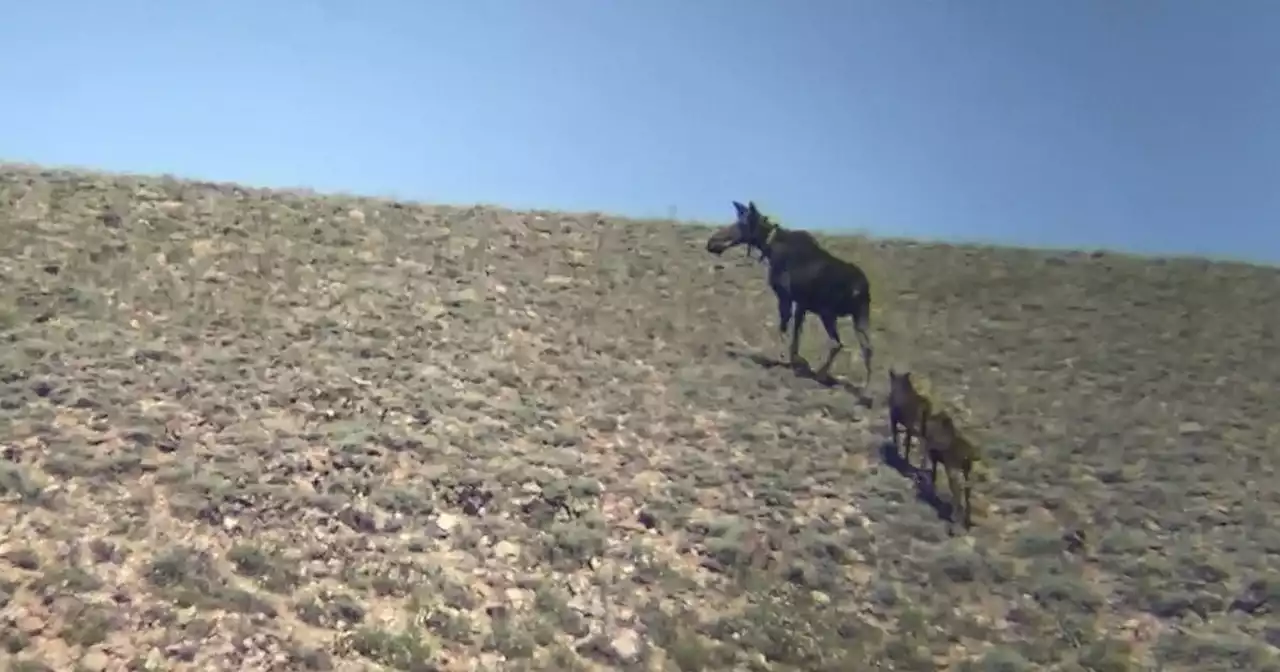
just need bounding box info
[3,1,1278,264]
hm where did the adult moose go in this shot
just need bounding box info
[706,201,874,389]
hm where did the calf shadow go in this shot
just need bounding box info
[726,348,872,406]
[877,439,955,524]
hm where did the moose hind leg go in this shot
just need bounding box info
[853,313,873,387]
[815,313,843,381]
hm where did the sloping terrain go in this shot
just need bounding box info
[0,163,1278,672]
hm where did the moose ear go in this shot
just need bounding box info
[732,201,748,216]
[748,201,760,215]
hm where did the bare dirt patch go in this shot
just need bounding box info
[1,163,1278,671]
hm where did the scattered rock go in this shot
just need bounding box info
[434,513,461,533]
[16,611,46,635]
[577,630,644,666]
[123,428,154,447]
[8,548,41,570]
[609,627,643,663]
[337,507,378,534]
[1265,626,1280,649]
[504,587,531,610]
[446,288,479,306]
[164,641,199,662]
[1178,421,1205,435]
[1230,577,1275,615]
[1063,529,1087,553]
[491,540,521,560]
[79,650,110,672]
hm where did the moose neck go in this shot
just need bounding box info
[758,222,781,257]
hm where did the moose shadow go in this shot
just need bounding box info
[725,347,873,407]
[877,439,956,525]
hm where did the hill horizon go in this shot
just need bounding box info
[4,159,1272,269]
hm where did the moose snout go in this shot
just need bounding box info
[705,231,734,255]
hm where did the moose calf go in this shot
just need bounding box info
[922,409,982,531]
[888,368,933,467]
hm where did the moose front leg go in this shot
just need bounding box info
[788,307,809,372]
[773,291,794,365]
[775,292,792,339]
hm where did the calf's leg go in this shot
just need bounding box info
[944,463,969,533]
[902,420,916,464]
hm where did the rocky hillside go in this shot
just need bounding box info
[1,163,1278,671]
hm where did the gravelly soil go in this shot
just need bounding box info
[0,162,1278,672]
